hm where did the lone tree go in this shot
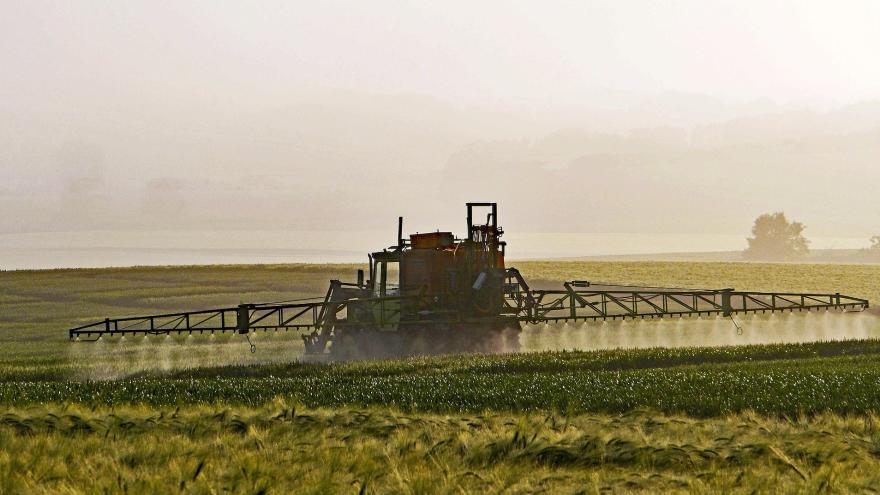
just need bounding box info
[871,236,880,250]
[744,212,810,261]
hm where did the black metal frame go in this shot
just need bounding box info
[68,293,420,340]
[511,287,868,324]
[68,283,869,341]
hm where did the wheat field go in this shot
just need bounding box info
[2,261,880,493]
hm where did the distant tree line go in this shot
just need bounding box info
[744,212,880,262]
[743,212,809,261]
[865,235,880,261]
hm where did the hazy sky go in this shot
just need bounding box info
[4,0,880,107]
[2,0,880,241]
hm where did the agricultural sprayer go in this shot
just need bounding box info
[69,203,870,358]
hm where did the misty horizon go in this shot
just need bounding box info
[3,1,880,251]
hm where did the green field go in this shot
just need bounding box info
[5,404,880,493]
[2,262,880,493]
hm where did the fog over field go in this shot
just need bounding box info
[3,1,880,244]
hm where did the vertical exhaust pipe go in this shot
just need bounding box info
[237,304,250,334]
[721,289,733,317]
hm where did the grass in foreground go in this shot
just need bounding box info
[3,403,880,494]
[10,339,880,494]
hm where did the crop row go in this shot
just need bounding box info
[4,353,880,416]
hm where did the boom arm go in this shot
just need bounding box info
[69,281,869,343]
[511,284,868,323]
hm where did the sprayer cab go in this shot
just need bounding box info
[367,203,508,322]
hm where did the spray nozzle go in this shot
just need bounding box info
[730,315,744,335]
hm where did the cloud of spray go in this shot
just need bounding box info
[520,311,880,353]
[67,311,880,377]
[68,331,307,380]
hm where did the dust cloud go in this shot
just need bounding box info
[68,331,307,381]
[520,310,880,352]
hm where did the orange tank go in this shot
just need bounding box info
[410,232,454,249]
